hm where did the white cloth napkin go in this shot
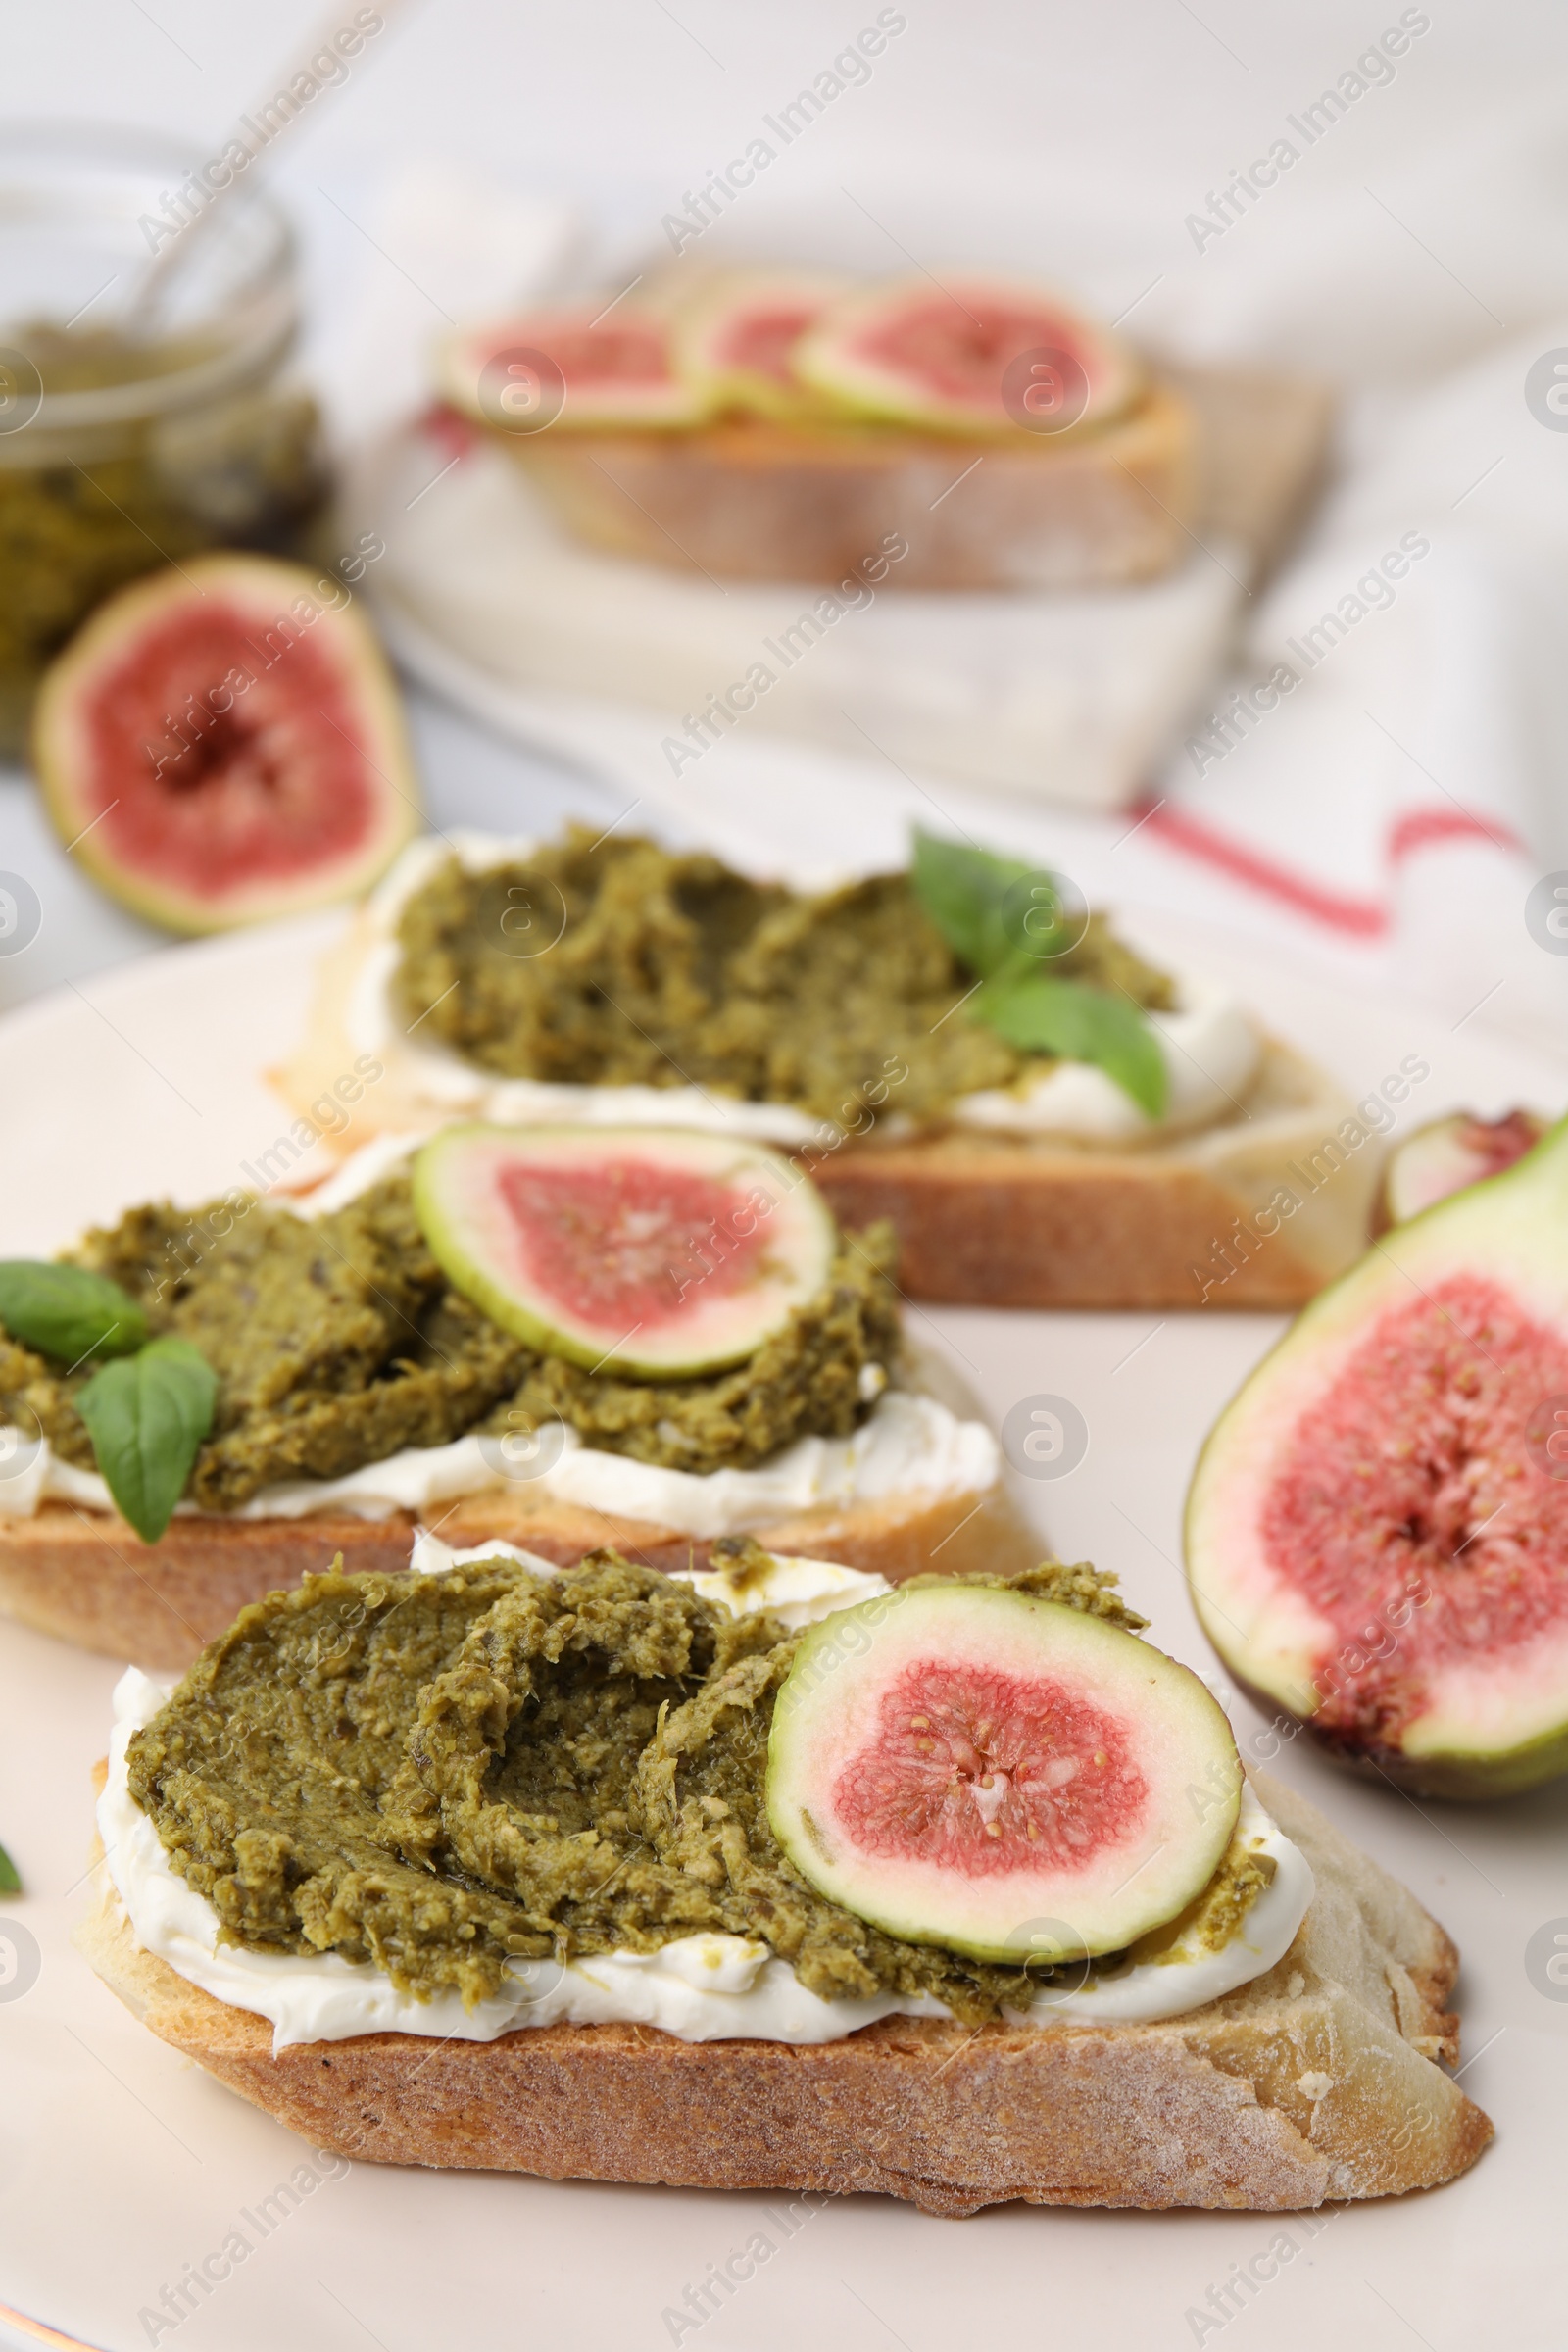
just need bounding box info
[1125,321,1568,1057]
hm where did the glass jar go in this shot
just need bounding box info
[0,122,330,759]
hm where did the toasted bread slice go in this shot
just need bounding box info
[77,1771,1491,2213]
[503,383,1197,591]
[0,1477,1035,1671]
[483,362,1331,592]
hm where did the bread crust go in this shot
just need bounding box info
[77,1773,1492,2213]
[808,1036,1381,1310]
[810,1143,1325,1310]
[0,1479,1035,1670]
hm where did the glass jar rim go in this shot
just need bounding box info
[0,118,299,434]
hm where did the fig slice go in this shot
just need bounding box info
[33,554,418,934]
[413,1123,837,1380]
[767,1583,1241,1964]
[439,306,714,432]
[1377,1108,1546,1230]
[1187,1114,1568,1796]
[672,270,847,421]
[791,274,1143,440]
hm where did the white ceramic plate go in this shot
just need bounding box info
[1,915,1566,2352]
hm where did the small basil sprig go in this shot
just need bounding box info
[0,1266,216,1541]
[0,1840,19,1895]
[911,829,1168,1119]
[910,831,1041,976]
[76,1337,217,1545]
[973,972,1167,1121]
[0,1262,148,1365]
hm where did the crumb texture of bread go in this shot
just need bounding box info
[77,1771,1491,2214]
[0,1481,1036,1670]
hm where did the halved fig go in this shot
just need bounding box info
[1377,1109,1546,1231]
[413,1123,836,1379]
[792,275,1143,440]
[767,1582,1241,1963]
[673,270,846,421]
[1187,1114,1568,1797]
[438,306,713,432]
[32,555,418,934]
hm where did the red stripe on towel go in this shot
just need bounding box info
[1389,807,1524,859]
[1131,802,1387,936]
[1131,801,1523,938]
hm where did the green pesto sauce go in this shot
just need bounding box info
[0,324,324,760]
[1145,1842,1276,1965]
[392,831,1175,1127]
[126,1554,1266,2020]
[0,1179,898,1509]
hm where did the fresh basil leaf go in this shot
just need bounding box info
[911,828,1084,983]
[0,1840,19,1895]
[0,1261,148,1366]
[76,1337,217,1545]
[975,974,1169,1118]
[911,830,1038,979]
[912,828,1166,1113]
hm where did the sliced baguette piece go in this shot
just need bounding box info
[477,361,1331,592]
[77,1770,1492,2214]
[501,383,1197,591]
[0,1476,1035,1673]
[278,919,1378,1313]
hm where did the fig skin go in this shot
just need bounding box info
[1309,1718,1568,1802]
[412,1122,838,1382]
[438,307,714,433]
[1186,1112,1568,1803]
[766,1582,1242,1958]
[672,270,848,425]
[1219,1652,1568,1802]
[1373,1108,1546,1235]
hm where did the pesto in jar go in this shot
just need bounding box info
[0,323,326,759]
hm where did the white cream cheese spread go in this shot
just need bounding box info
[2,1386,998,1533]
